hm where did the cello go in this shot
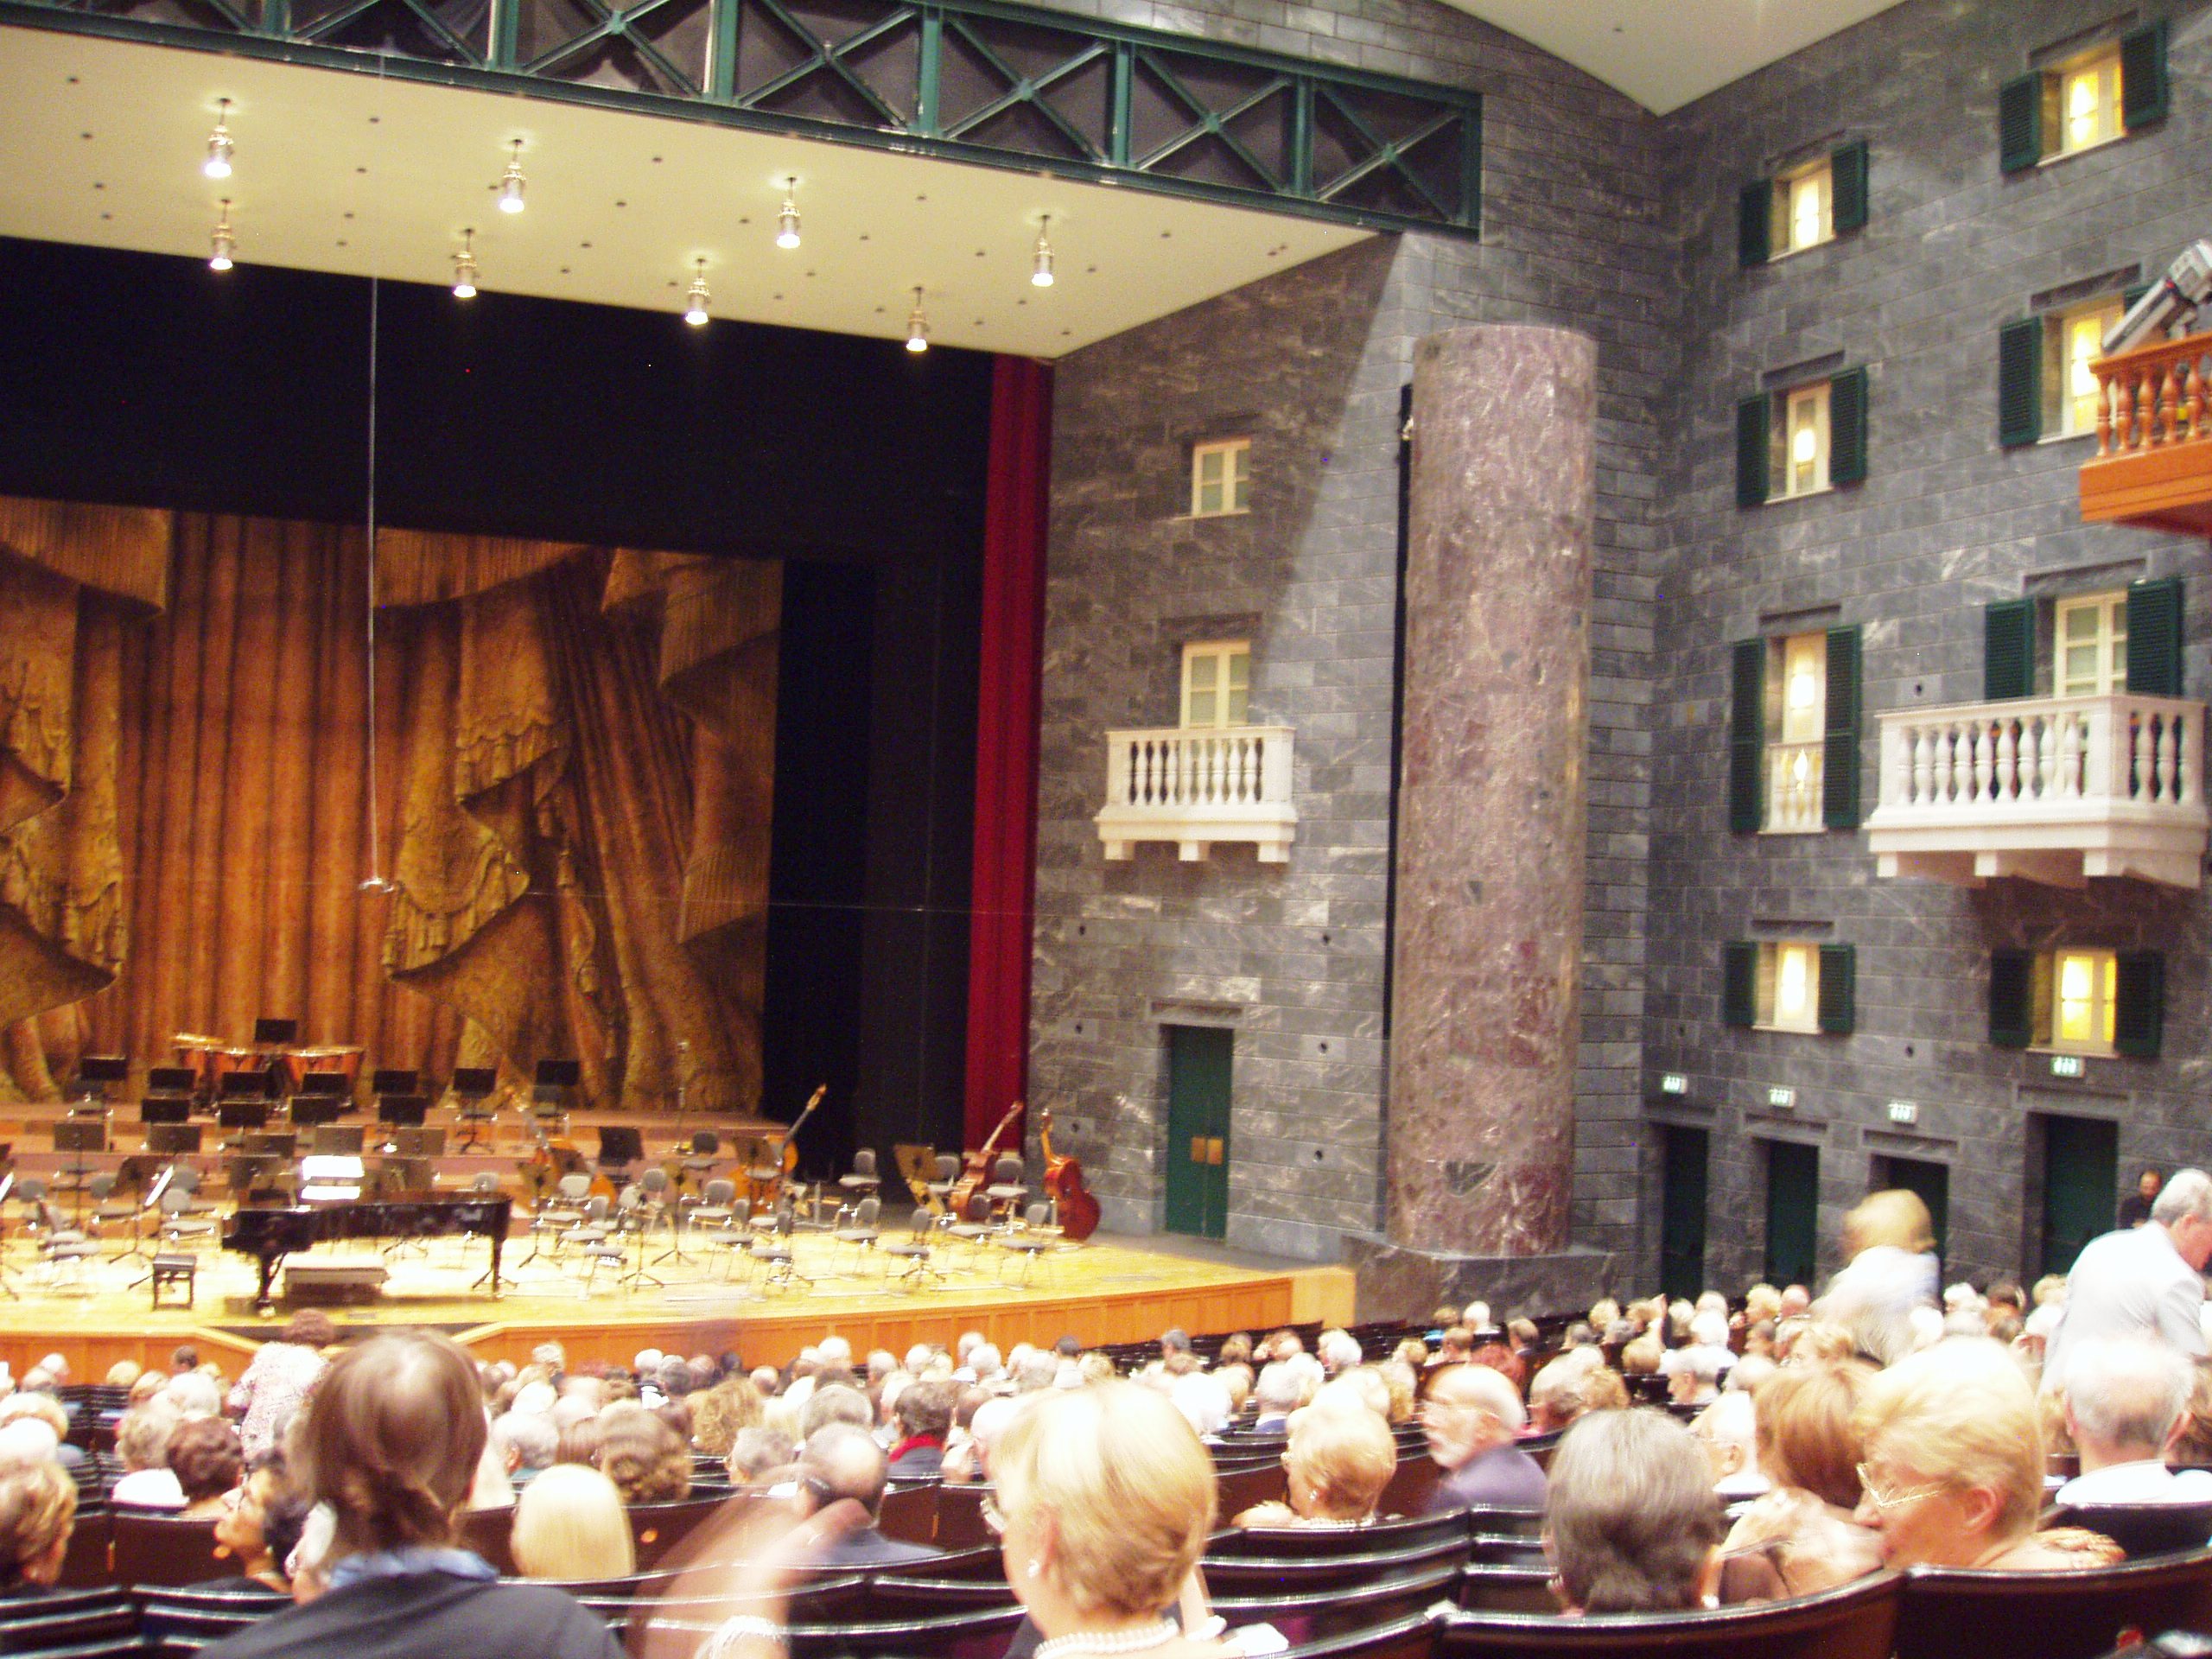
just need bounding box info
[946,1100,1024,1218]
[750,1084,826,1210]
[1039,1109,1100,1243]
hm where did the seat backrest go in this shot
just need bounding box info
[963,1193,991,1224]
[704,1179,734,1205]
[629,1494,734,1570]
[1025,1202,1049,1228]
[455,1503,517,1575]
[1896,1548,2212,1659]
[691,1131,719,1155]
[1210,1509,1471,1560]
[1215,1464,1290,1520]
[584,1194,610,1221]
[641,1167,670,1194]
[931,1483,993,1549]
[1381,1458,1444,1516]
[2049,1500,2212,1558]
[854,1196,880,1226]
[1204,1535,1471,1597]
[993,1154,1022,1185]
[111,1510,244,1586]
[0,1593,140,1652]
[1274,1610,1439,1659]
[556,1173,591,1200]
[56,1506,113,1588]
[907,1205,934,1236]
[877,1482,938,1544]
[934,1154,960,1183]
[1438,1569,1903,1659]
[1216,1558,1462,1643]
[137,1583,289,1656]
[784,1601,1028,1659]
[853,1148,877,1178]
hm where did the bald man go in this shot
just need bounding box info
[797,1423,941,1568]
[1421,1363,1547,1514]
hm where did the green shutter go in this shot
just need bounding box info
[1817,943,1856,1034]
[1828,367,1869,486]
[1736,395,1770,507]
[1989,950,2032,1048]
[1999,318,2044,447]
[1999,71,2043,172]
[2120,21,2170,130]
[1722,943,1758,1029]
[2125,577,2184,696]
[1984,600,2037,700]
[1830,141,1869,233]
[1729,639,1765,833]
[2114,951,2165,1058]
[1738,180,1771,267]
[1822,625,1861,830]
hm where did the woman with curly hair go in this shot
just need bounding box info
[0,1464,74,1598]
[594,1408,690,1503]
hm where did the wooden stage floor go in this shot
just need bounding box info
[0,1222,1354,1379]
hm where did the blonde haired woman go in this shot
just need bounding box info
[1722,1361,1882,1598]
[512,1465,636,1582]
[1234,1407,1395,1529]
[1816,1189,1938,1364]
[1852,1338,2106,1570]
[0,1464,75,1597]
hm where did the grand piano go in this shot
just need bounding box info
[223,1194,512,1311]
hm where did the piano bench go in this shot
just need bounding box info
[149,1254,197,1310]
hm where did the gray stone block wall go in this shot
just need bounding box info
[1645,0,2212,1292]
[1027,0,1671,1262]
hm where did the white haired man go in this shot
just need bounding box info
[2044,1167,2212,1392]
[1421,1363,1546,1513]
[2056,1337,2212,1505]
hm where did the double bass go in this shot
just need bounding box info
[946,1100,1024,1218]
[1039,1109,1100,1243]
[748,1084,826,1208]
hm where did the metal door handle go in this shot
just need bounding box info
[1191,1136,1207,1163]
[1206,1138,1225,1166]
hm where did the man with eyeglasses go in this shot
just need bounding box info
[1420,1363,1547,1514]
[2043,1166,2212,1395]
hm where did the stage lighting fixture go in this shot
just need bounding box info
[906,286,929,353]
[684,260,710,326]
[204,99,234,180]
[209,200,235,270]
[777,178,801,250]
[452,229,478,299]
[1032,216,1055,288]
[497,140,527,214]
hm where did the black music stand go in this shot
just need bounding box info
[75,1055,129,1106]
[376,1094,426,1155]
[290,1097,345,1129]
[312,1126,365,1156]
[372,1069,419,1098]
[147,1123,203,1157]
[598,1125,642,1185]
[51,1121,105,1225]
[219,1069,274,1103]
[252,1017,299,1047]
[217,1100,266,1153]
[139,1098,192,1127]
[451,1066,497,1151]
[144,1067,198,1114]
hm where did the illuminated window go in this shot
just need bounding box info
[2055,593,2127,698]
[1770,158,1833,255]
[2057,49,2122,156]
[2037,949,2118,1054]
[1180,641,1250,729]
[1756,943,1823,1033]
[1777,383,1830,499]
[2044,298,2125,437]
[1191,439,1250,518]
[1762,632,1827,836]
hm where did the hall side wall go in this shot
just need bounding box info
[1027,3,1672,1261]
[1647,0,2212,1291]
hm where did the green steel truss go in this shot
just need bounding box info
[2,0,1479,234]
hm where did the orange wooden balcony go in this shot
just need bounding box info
[2080,331,2212,534]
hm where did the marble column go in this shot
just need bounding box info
[1387,325,1594,1258]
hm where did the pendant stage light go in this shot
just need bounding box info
[1032,215,1055,288]
[204,99,234,180]
[906,286,929,353]
[497,140,527,214]
[777,178,802,250]
[208,200,235,270]
[684,260,711,326]
[452,229,478,299]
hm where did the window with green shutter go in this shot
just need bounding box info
[1822,625,1861,829]
[1830,141,1869,234]
[1985,600,2037,700]
[1722,942,1758,1028]
[2003,31,2164,172]
[2125,577,2183,696]
[2120,22,2170,130]
[1999,72,2043,173]
[1827,369,1869,486]
[1989,950,2032,1048]
[2114,951,2165,1058]
[1817,943,1856,1034]
[1736,397,1770,506]
[1729,639,1765,833]
[1738,181,1771,268]
[1999,318,2043,447]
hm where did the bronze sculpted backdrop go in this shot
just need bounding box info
[0,496,777,1113]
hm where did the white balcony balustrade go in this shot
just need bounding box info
[1765,742,1824,834]
[1096,725,1297,863]
[1864,691,2209,889]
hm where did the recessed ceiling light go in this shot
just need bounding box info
[203,98,233,179]
[1033,216,1055,287]
[778,177,801,249]
[208,198,234,270]
[498,140,525,213]
[683,259,710,326]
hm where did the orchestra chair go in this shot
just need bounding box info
[1435,1570,1901,1659]
[522,1173,593,1266]
[837,1148,881,1202]
[748,1204,810,1293]
[885,1205,942,1290]
[87,1174,138,1247]
[995,1202,1056,1285]
[609,1184,664,1293]
[712,1196,756,1281]
[156,1185,219,1253]
[833,1195,882,1274]
[678,1130,720,1193]
[925,1154,961,1211]
[639,1166,687,1264]
[36,1200,102,1294]
[982,1154,1028,1224]
[944,1192,996,1270]
[687,1177,739,1242]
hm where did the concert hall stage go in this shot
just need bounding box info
[0,1224,1354,1380]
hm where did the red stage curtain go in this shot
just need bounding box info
[963,357,1052,1147]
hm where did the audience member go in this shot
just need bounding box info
[1546,1409,1724,1613]
[595,1410,690,1504]
[1721,1360,1880,1599]
[1692,1393,1769,1499]
[111,1401,185,1509]
[2056,1337,2212,1505]
[1421,1363,1547,1512]
[1233,1406,1395,1529]
[168,1417,247,1519]
[228,1312,334,1457]
[887,1379,956,1477]
[211,1452,301,1596]
[2120,1168,2164,1229]
[727,1426,798,1489]
[1816,1189,1939,1365]
[0,1464,74,1599]
[1248,1363,1302,1435]
[2045,1168,2212,1391]
[198,1331,624,1659]
[0,1395,86,1485]
[511,1465,637,1582]
[791,1424,938,1567]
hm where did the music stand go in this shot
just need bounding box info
[139,1098,191,1126]
[598,1125,643,1185]
[451,1066,497,1151]
[290,1097,344,1129]
[219,1069,274,1103]
[372,1069,419,1098]
[531,1058,580,1131]
[312,1126,365,1157]
[52,1122,105,1224]
[375,1094,426,1155]
[252,1017,299,1047]
[75,1055,129,1106]
[146,1124,203,1156]
[144,1066,197,1109]
[217,1099,266,1152]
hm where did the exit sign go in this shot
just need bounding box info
[1767,1085,1796,1109]
[2051,1054,2085,1078]
[1660,1073,1688,1096]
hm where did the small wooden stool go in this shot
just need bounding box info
[149,1253,197,1309]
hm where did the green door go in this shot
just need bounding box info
[1879,1156,1949,1274]
[1164,1026,1232,1240]
[2042,1115,2119,1277]
[1764,1140,1819,1288]
[1659,1126,1709,1300]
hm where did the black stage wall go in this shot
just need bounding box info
[0,233,988,1173]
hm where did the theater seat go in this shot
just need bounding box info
[1896,1549,2212,1659]
[1435,1570,1902,1659]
